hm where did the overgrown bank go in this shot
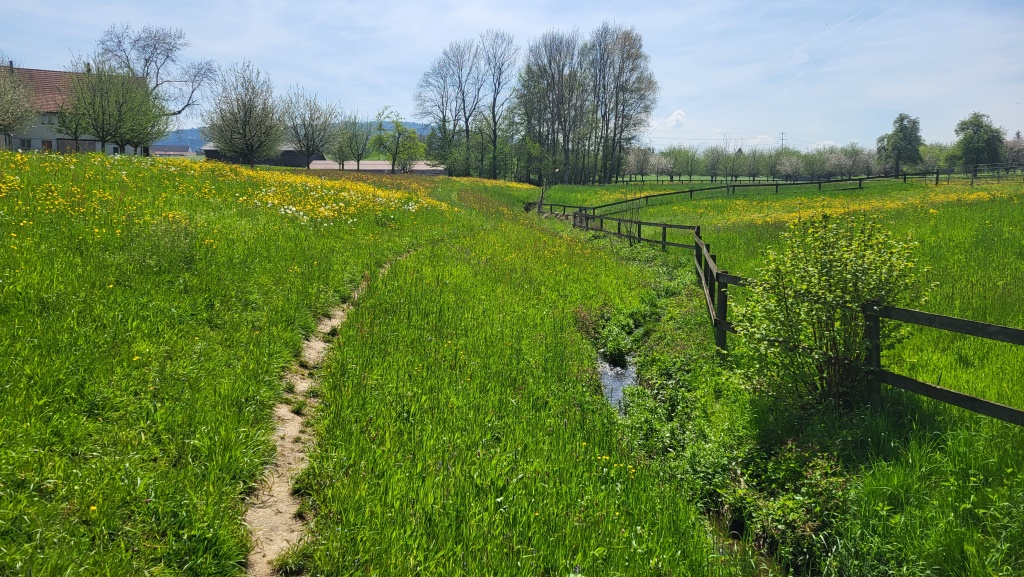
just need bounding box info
[555,183,1024,575]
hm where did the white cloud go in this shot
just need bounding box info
[650,109,687,130]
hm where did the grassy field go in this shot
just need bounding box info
[557,177,1024,574]
[0,153,728,575]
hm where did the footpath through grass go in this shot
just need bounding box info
[0,152,448,574]
[0,154,728,575]
[281,182,727,575]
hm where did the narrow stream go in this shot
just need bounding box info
[597,354,636,414]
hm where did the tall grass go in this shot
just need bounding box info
[281,182,729,575]
[568,177,1024,574]
[0,152,449,574]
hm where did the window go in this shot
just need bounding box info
[20,139,32,150]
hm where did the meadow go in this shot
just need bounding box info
[556,177,1024,574]
[0,153,728,575]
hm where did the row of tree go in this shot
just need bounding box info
[2,25,425,171]
[203,61,424,171]
[618,112,1023,183]
[414,23,658,184]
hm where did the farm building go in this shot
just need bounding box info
[2,62,140,155]
[201,142,325,168]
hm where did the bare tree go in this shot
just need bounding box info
[479,29,519,179]
[281,86,338,169]
[415,51,460,174]
[98,23,216,118]
[0,58,36,150]
[449,39,485,175]
[202,61,284,168]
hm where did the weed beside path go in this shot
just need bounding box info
[279,180,728,575]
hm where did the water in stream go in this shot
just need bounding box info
[597,355,637,413]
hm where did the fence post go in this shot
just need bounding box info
[863,302,882,408]
[661,225,667,251]
[617,220,621,236]
[935,170,940,186]
[693,227,702,278]
[903,173,907,183]
[706,249,716,307]
[858,178,863,189]
[637,222,642,242]
[715,276,729,358]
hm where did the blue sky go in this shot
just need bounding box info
[4,0,1022,150]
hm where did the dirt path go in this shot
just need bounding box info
[245,268,380,576]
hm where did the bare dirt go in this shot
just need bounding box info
[245,271,377,576]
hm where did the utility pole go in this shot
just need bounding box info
[779,132,786,148]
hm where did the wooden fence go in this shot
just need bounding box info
[570,209,1024,428]
[540,165,1024,220]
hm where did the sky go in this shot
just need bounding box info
[4,0,1022,151]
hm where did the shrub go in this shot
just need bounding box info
[735,214,926,405]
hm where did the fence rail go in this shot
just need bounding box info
[556,164,1024,218]
[566,190,1024,428]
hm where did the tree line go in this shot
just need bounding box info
[414,23,658,185]
[618,112,1024,183]
[0,25,423,171]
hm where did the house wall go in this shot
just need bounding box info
[10,114,136,154]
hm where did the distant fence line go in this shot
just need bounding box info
[559,174,1024,428]
[537,163,1024,220]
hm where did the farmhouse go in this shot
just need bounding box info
[2,62,138,154]
[201,142,324,168]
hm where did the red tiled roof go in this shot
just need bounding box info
[11,67,80,113]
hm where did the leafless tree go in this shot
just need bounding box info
[414,50,460,174]
[0,56,36,150]
[519,29,589,182]
[98,23,216,118]
[450,40,485,174]
[202,61,284,168]
[479,29,519,179]
[281,86,339,169]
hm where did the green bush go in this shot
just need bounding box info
[735,214,926,405]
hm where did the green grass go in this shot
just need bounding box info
[281,183,728,575]
[564,176,1024,574]
[0,154,728,574]
[0,153,450,574]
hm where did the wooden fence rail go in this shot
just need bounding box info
[569,207,1024,428]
